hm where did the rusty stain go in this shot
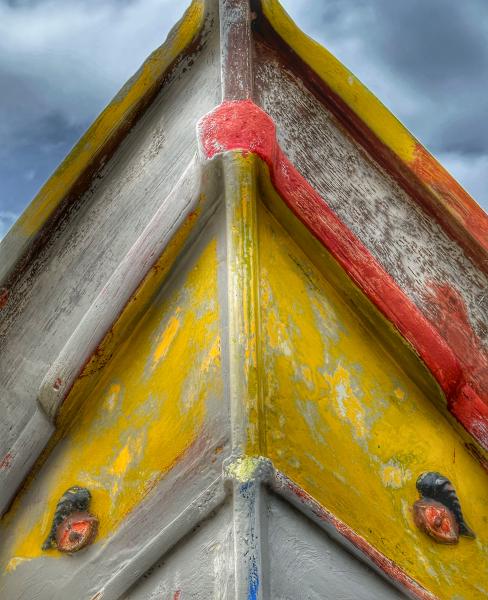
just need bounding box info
[212,444,224,463]
[0,453,13,470]
[52,377,62,391]
[0,287,8,309]
[79,329,115,379]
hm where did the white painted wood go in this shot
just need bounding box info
[0,406,53,515]
[122,500,234,600]
[266,490,406,600]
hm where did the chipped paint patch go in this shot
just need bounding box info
[151,311,182,371]
[226,456,262,483]
[381,460,412,489]
[5,557,29,573]
[0,453,13,471]
[0,288,9,309]
[248,562,259,600]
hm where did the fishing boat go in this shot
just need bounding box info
[0,1,486,598]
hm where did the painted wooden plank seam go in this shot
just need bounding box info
[37,158,205,420]
[270,469,438,600]
[92,474,227,600]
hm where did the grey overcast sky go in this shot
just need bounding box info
[1,0,487,239]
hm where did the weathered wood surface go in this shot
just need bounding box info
[122,490,407,600]
[253,40,488,405]
[267,492,405,600]
[258,0,488,268]
[0,212,230,598]
[122,500,235,600]
[0,1,487,599]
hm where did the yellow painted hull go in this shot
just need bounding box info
[1,1,486,599]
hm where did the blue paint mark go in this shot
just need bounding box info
[239,480,253,495]
[248,561,259,600]
[237,481,259,599]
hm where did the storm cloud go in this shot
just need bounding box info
[0,0,487,238]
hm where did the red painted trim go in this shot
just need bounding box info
[273,471,438,600]
[423,281,488,401]
[198,100,488,449]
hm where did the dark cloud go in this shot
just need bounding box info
[0,0,188,237]
[0,108,85,215]
[365,0,488,157]
[375,1,487,86]
[0,0,486,239]
[0,63,90,222]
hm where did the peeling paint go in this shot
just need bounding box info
[256,194,488,597]
[381,461,412,490]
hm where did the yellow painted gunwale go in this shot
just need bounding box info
[261,0,414,163]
